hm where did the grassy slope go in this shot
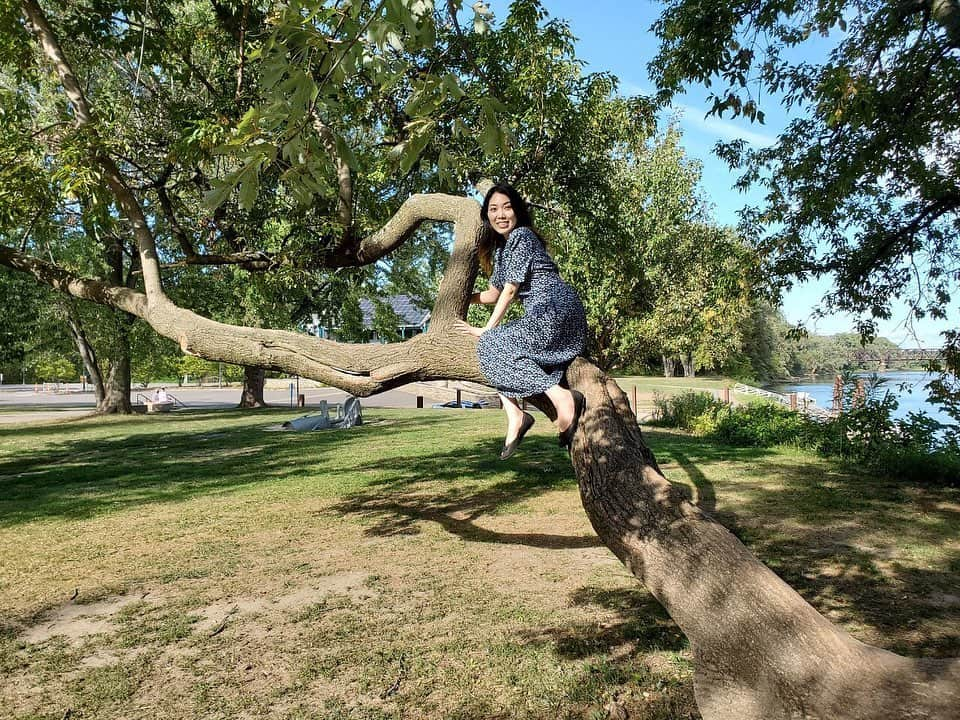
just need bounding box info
[0,408,957,720]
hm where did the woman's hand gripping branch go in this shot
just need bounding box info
[455,283,518,338]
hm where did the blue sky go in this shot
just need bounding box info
[485,0,956,348]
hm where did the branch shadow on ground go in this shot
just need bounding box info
[512,584,700,720]
[644,430,960,659]
[0,410,593,556]
[526,585,687,657]
[0,409,489,525]
[326,434,602,550]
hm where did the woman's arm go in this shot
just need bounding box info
[454,283,517,338]
[470,284,501,305]
[483,282,518,331]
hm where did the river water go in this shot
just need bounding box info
[768,371,955,426]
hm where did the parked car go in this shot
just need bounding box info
[431,399,488,409]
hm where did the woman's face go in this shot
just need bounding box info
[487,192,517,236]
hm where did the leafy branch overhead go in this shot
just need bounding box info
[651,0,960,330]
[207,0,506,216]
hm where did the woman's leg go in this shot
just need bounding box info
[545,384,575,431]
[500,394,526,443]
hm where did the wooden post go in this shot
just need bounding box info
[789,392,797,411]
[456,388,462,406]
[722,386,731,404]
[631,386,638,417]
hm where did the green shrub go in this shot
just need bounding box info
[689,409,722,436]
[652,391,725,430]
[651,386,959,485]
[808,397,960,485]
[712,402,807,447]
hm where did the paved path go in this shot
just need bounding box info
[0,383,440,426]
[0,381,656,426]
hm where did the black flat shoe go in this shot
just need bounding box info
[500,412,535,460]
[558,390,586,450]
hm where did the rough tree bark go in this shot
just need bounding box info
[239,365,267,408]
[5,2,958,716]
[98,312,133,414]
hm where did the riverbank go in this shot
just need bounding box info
[769,370,953,425]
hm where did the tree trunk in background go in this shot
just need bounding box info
[63,303,105,407]
[97,313,133,414]
[239,365,267,408]
[662,354,675,377]
[681,352,695,377]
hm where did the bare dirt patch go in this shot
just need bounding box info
[19,595,152,644]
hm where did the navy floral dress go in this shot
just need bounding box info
[477,226,587,398]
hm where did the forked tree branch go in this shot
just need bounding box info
[0,187,486,393]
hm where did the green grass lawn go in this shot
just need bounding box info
[612,376,734,394]
[0,408,957,719]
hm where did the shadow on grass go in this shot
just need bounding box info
[529,586,687,658]
[0,409,519,526]
[645,430,960,658]
[3,409,957,660]
[0,410,592,553]
[327,434,601,550]
[514,585,699,720]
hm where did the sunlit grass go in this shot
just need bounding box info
[0,408,956,719]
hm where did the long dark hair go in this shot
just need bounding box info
[478,182,539,276]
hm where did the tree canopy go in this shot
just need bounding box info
[650,0,960,336]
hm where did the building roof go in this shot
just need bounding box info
[358,294,431,328]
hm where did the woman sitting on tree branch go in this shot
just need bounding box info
[456,183,587,459]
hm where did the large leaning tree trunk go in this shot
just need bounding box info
[4,3,957,717]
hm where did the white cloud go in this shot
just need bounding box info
[674,103,777,148]
[616,79,651,97]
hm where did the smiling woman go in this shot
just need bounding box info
[456,183,588,460]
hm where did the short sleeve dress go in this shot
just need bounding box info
[477,226,587,398]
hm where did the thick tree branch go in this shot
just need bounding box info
[178,251,277,271]
[0,244,147,316]
[327,192,474,268]
[2,191,484,389]
[21,0,165,300]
